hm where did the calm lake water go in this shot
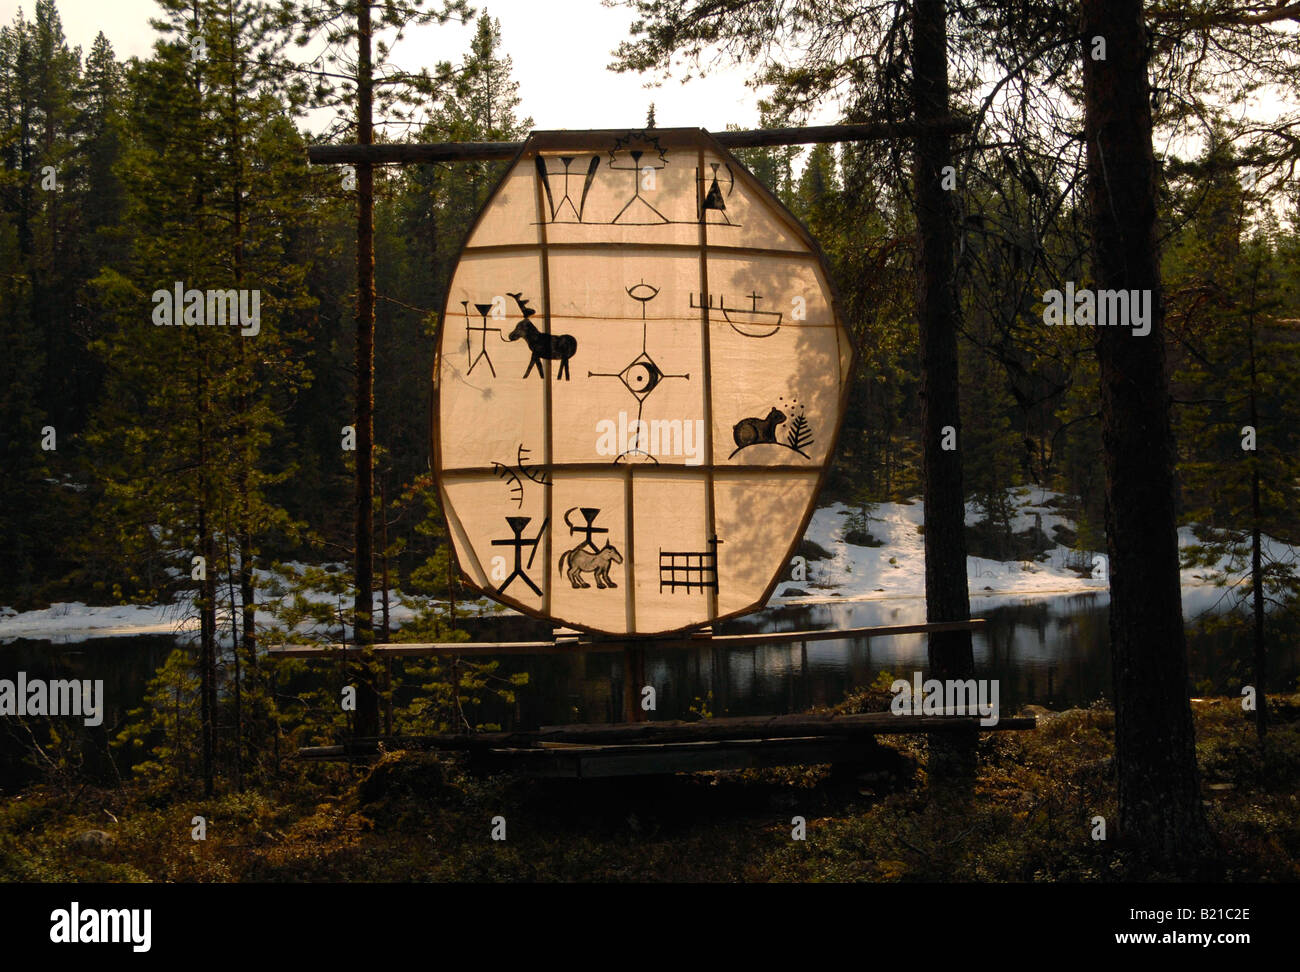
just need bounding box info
[3,589,1294,782]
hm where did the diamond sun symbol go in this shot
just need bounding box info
[619,353,665,399]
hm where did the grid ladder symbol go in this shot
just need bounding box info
[658,537,721,594]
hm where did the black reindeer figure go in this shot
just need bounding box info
[506,293,577,380]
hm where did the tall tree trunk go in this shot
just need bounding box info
[188,0,217,798]
[1247,288,1266,742]
[380,477,392,736]
[226,534,242,791]
[226,1,254,785]
[912,0,975,791]
[226,192,246,794]
[379,477,391,643]
[197,349,217,798]
[1081,0,1210,865]
[353,0,381,736]
[198,507,215,797]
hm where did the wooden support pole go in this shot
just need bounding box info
[306,118,973,166]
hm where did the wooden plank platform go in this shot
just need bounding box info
[282,620,1015,778]
[268,618,986,658]
[297,710,1035,775]
[472,737,879,779]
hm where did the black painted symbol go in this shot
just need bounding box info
[516,444,549,485]
[464,300,502,376]
[608,131,671,225]
[691,290,783,338]
[491,463,524,508]
[564,506,608,550]
[729,396,814,459]
[532,132,740,227]
[506,293,577,380]
[558,507,622,589]
[589,282,689,463]
[536,154,600,222]
[659,535,721,594]
[559,541,623,589]
[491,515,549,596]
[491,444,550,509]
[699,161,734,223]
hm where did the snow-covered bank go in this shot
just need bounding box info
[0,601,200,640]
[772,490,1109,603]
[4,489,1295,641]
[770,488,1295,609]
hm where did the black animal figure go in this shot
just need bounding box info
[506,293,577,380]
[732,407,786,449]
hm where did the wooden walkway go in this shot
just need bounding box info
[279,617,1022,778]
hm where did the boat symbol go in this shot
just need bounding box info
[691,291,783,338]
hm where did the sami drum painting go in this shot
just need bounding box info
[432,128,853,636]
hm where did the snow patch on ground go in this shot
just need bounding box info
[772,488,1109,603]
[5,489,1296,640]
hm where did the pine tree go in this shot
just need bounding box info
[27,1,83,434]
[87,0,319,792]
[1169,147,1300,740]
[386,9,532,588]
[287,0,471,737]
[1082,0,1210,865]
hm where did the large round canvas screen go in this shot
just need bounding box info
[432,128,853,636]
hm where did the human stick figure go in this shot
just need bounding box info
[491,515,549,596]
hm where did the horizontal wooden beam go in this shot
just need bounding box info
[268,639,563,658]
[530,709,1032,745]
[296,709,1034,759]
[266,618,985,658]
[306,118,973,165]
[470,737,877,779]
[707,618,986,646]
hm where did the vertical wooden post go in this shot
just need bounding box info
[352,0,380,738]
[384,657,393,737]
[622,644,648,722]
[451,657,462,731]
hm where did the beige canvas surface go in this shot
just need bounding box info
[433,129,852,635]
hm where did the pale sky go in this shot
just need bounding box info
[4,0,819,133]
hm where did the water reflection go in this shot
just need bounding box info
[2,591,1292,781]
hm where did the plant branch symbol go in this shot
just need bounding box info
[491,444,550,508]
[729,397,814,459]
[588,282,689,463]
[491,462,524,508]
[691,290,783,338]
[516,444,549,484]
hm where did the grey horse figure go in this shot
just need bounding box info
[558,540,623,588]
